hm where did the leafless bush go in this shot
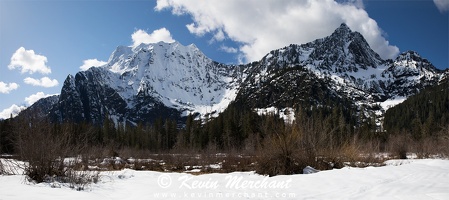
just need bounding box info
[387,133,410,159]
[13,117,98,189]
[435,125,449,156]
[16,122,68,182]
[0,159,4,175]
[407,126,449,158]
[131,159,164,171]
[256,125,306,176]
[162,154,197,171]
[64,170,100,191]
[0,157,22,175]
[220,153,256,172]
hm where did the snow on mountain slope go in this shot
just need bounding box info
[27,23,445,126]
[382,51,442,97]
[52,41,244,124]
[106,42,242,117]
[244,24,388,107]
[239,23,444,119]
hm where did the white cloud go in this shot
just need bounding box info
[24,92,55,106]
[131,28,175,48]
[0,104,26,119]
[155,0,399,63]
[8,47,51,74]
[209,30,225,43]
[0,92,59,119]
[219,45,238,53]
[341,0,364,9]
[434,0,449,12]
[0,82,19,94]
[24,77,59,88]
[80,58,107,71]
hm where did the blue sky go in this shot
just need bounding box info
[0,0,448,119]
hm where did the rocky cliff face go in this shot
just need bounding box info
[25,23,446,125]
[49,42,244,125]
[236,24,444,118]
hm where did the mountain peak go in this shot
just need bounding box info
[187,43,199,49]
[304,22,383,71]
[25,21,445,127]
[332,23,353,36]
[328,23,365,43]
[393,50,439,73]
[396,50,422,61]
[338,23,351,31]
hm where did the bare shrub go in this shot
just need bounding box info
[221,154,256,172]
[326,142,362,169]
[256,125,306,176]
[164,154,198,172]
[408,126,449,158]
[64,170,100,191]
[15,121,70,182]
[97,157,126,171]
[435,125,449,156]
[13,117,98,189]
[130,159,162,171]
[0,157,22,175]
[0,159,4,175]
[387,133,410,159]
[353,139,387,167]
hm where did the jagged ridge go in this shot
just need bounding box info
[23,23,447,125]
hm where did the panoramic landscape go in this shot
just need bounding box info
[1,0,448,199]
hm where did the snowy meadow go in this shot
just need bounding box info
[1,158,449,200]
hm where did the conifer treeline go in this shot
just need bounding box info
[0,102,359,154]
[384,79,449,139]
[1,79,448,155]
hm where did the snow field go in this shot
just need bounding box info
[1,159,448,199]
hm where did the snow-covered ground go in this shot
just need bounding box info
[1,159,448,199]
[256,107,296,124]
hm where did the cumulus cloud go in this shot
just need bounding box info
[131,28,175,48]
[210,30,225,43]
[24,77,59,88]
[0,104,26,119]
[155,0,399,63]
[434,0,449,12]
[24,92,55,105]
[342,0,364,9]
[8,47,51,74]
[0,82,19,94]
[219,45,238,53]
[80,58,107,71]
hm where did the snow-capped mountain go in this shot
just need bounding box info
[49,42,244,125]
[383,51,442,97]
[24,23,446,125]
[237,23,444,117]
[17,95,60,120]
